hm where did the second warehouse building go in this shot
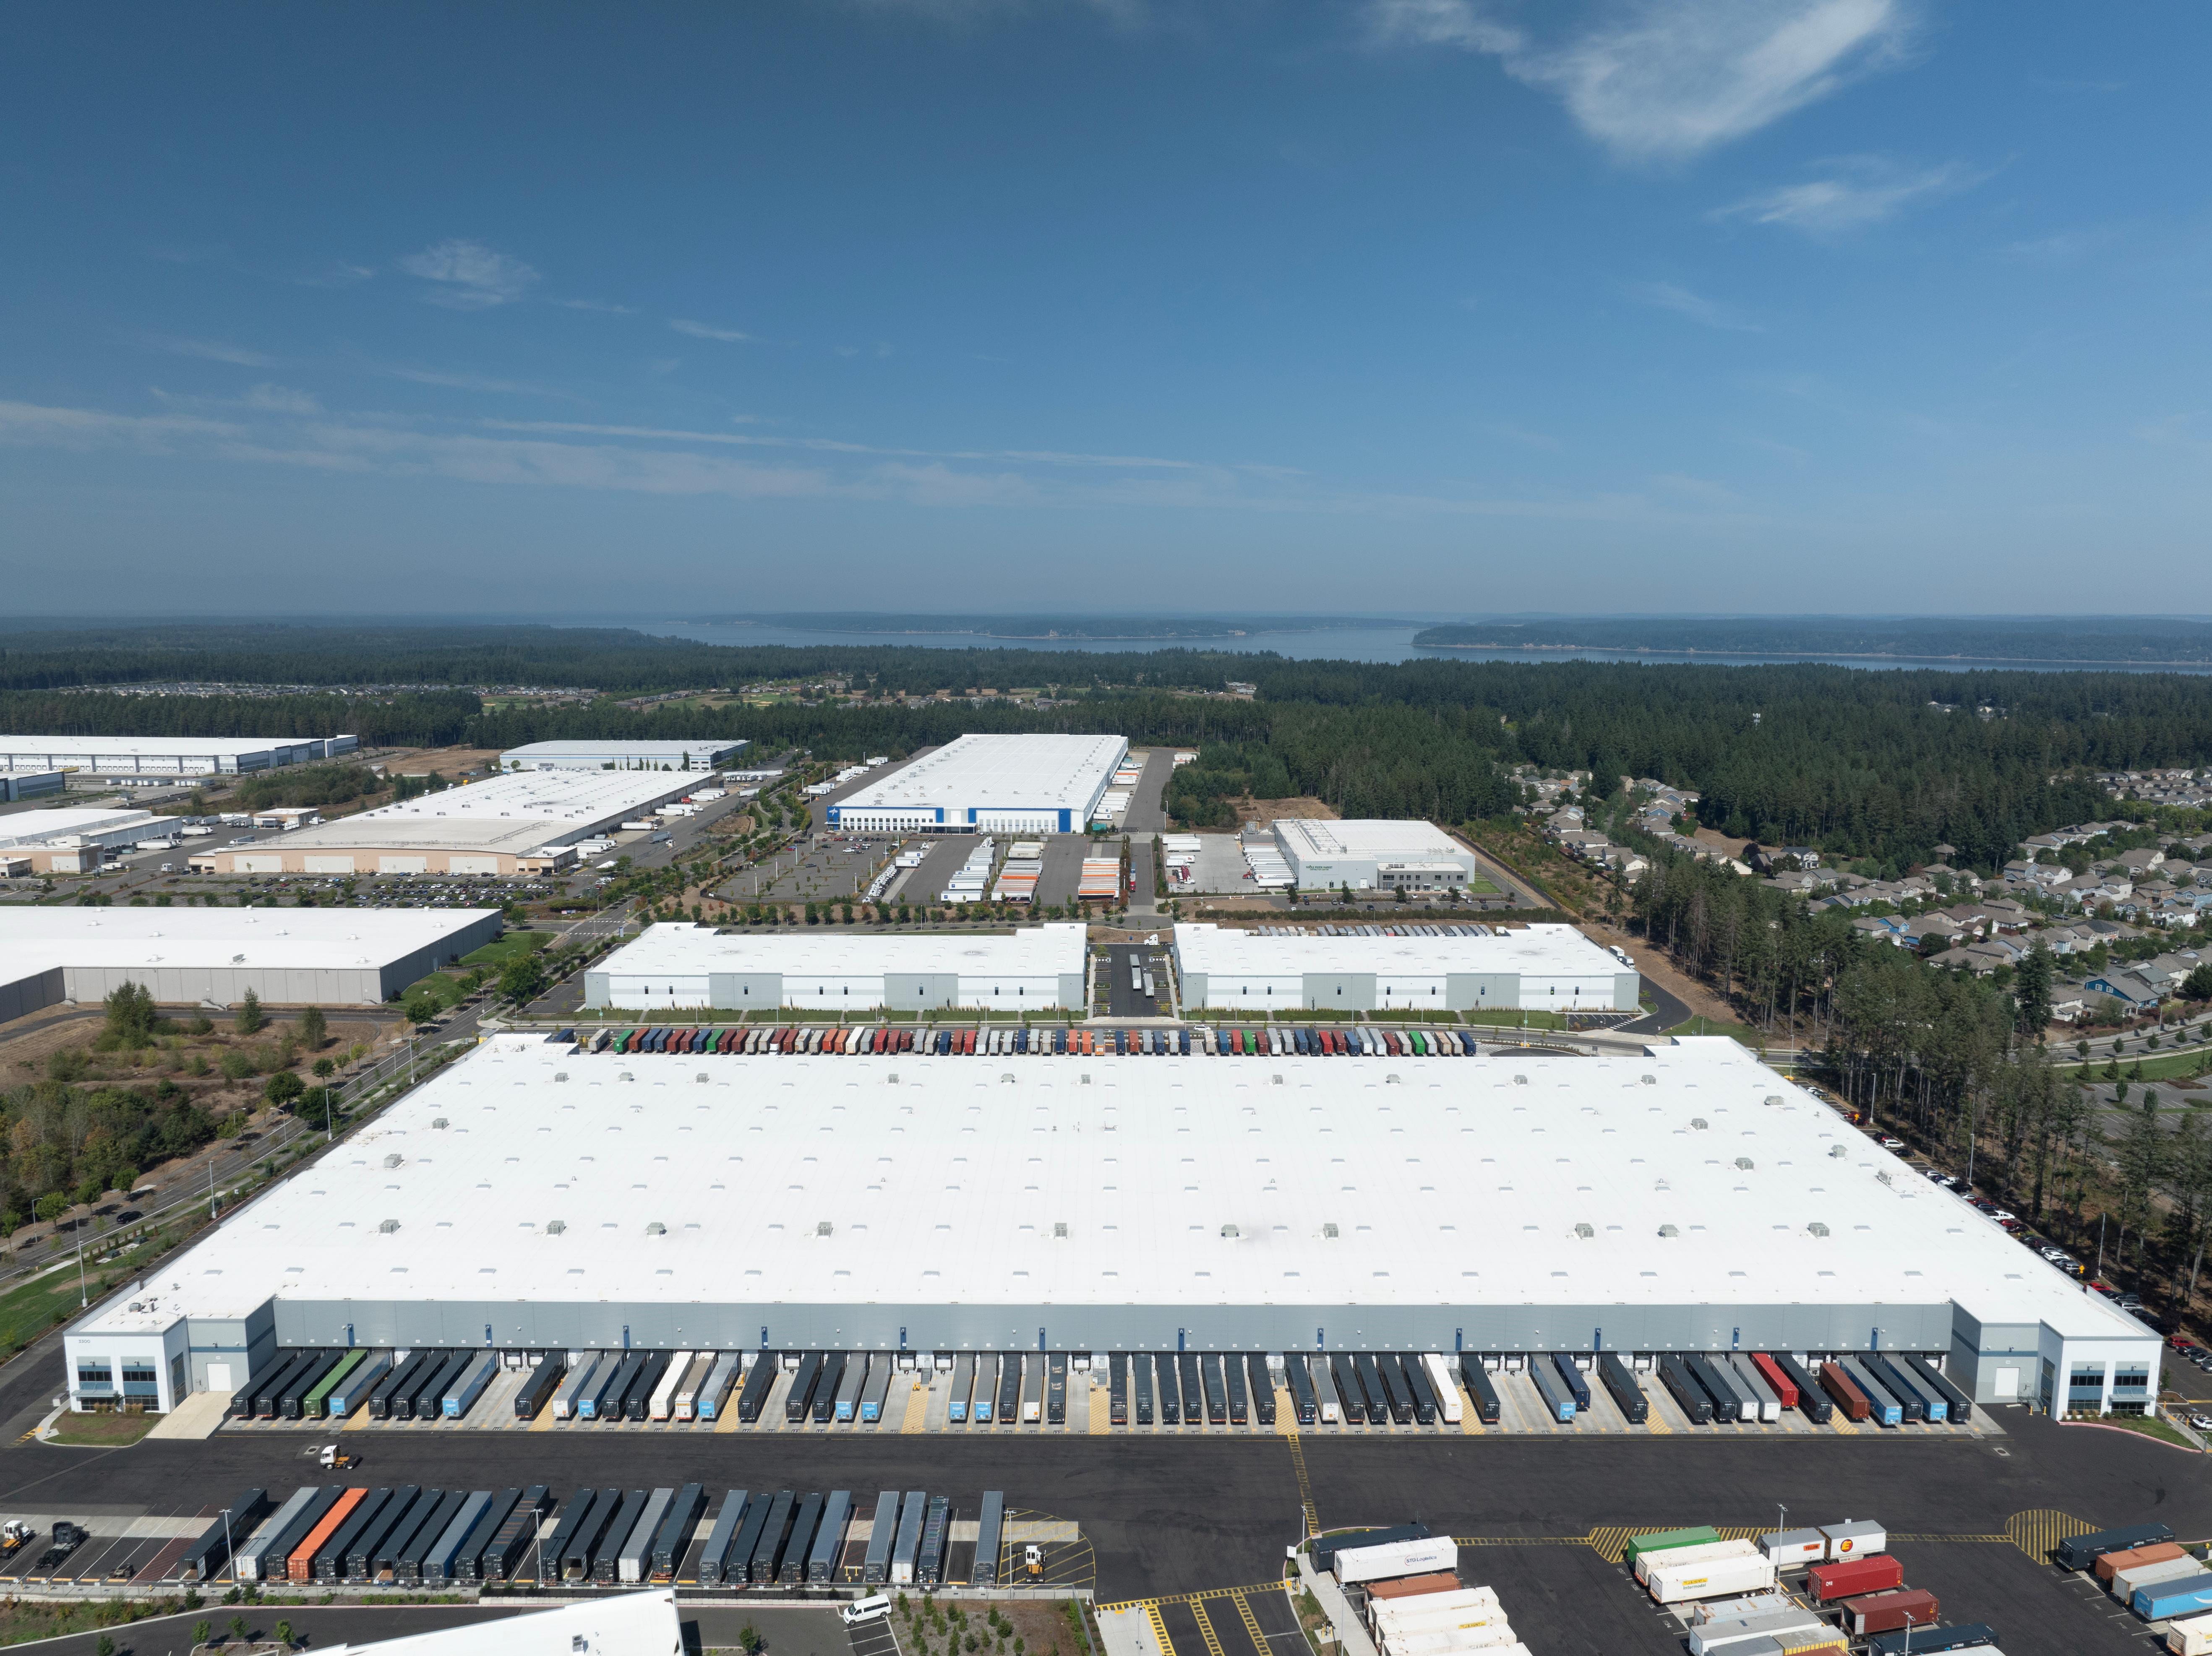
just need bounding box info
[826,734,1127,835]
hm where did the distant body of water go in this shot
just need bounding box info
[616,618,2212,674]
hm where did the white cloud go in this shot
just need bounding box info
[240,383,321,414]
[557,298,637,314]
[1999,226,2114,266]
[373,364,565,397]
[1711,157,1980,234]
[152,337,280,368]
[1623,280,1762,331]
[1370,0,1915,162]
[670,319,756,344]
[397,239,540,308]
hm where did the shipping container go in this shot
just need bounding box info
[1811,1359,1869,1422]
[974,1354,999,1423]
[2098,1543,2188,1584]
[1401,1354,1443,1426]
[537,1489,602,1586]
[862,1492,900,1586]
[2114,1556,2205,1602]
[549,1354,599,1421]
[577,1353,628,1422]
[832,1352,866,1422]
[1335,1535,1461,1585]
[1133,1353,1156,1425]
[1049,1353,1069,1424]
[1527,1356,1576,1423]
[1855,1354,1928,1423]
[1867,1352,1947,1423]
[1416,1354,1461,1426]
[478,1486,550,1585]
[247,1351,312,1419]
[1655,1356,1714,1424]
[513,1356,566,1420]
[1594,1353,1648,1423]
[1369,1588,1504,1635]
[1767,1353,1831,1424]
[403,1353,469,1422]
[589,1490,648,1586]
[1365,1573,1467,1604]
[1021,1355,1045,1424]
[736,1352,780,1423]
[950,1354,976,1424]
[232,1487,316,1582]
[1760,1528,1827,1568]
[286,1487,366,1582]
[699,1491,751,1587]
[1747,1353,1799,1408]
[558,1490,623,1584]
[1551,1353,1594,1413]
[807,1491,853,1583]
[1808,1555,1903,1601]
[348,1485,422,1582]
[890,1490,927,1586]
[778,1492,824,1585]
[1684,1609,1833,1656]
[1312,1526,1432,1573]
[442,1352,499,1419]
[969,1489,1007,1588]
[1648,1543,1777,1604]
[446,1488,522,1586]
[862,1352,895,1423]
[2168,1612,2212,1655]
[1202,1353,1231,1424]
[423,1491,493,1586]
[1107,1354,1128,1426]
[302,1350,365,1420]
[917,1495,951,1588]
[652,1350,695,1422]
[326,1352,391,1419]
[1907,1355,1975,1424]
[619,1488,675,1584]
[1686,1354,1750,1423]
[1354,1353,1393,1424]
[1250,1354,1278,1426]
[1836,1358,1905,1427]
[1634,1541,1750,1586]
[1865,1625,1997,1656]
[309,1487,389,1584]
[1622,1528,1724,1573]
[726,1488,779,1586]
[746,1489,798,1586]
[785,1352,826,1423]
[256,1485,347,1583]
[398,1490,468,1584]
[1326,1355,1362,1425]
[1724,1355,1781,1423]
[1369,1354,1413,1424]
[697,1353,743,1423]
[1840,1589,1939,1636]
[1818,1520,1886,1560]
[1457,1354,1502,1424]
[625,1351,674,1422]
[1000,1353,1025,1424]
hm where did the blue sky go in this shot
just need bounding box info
[3,1,2206,615]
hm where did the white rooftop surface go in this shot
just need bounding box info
[500,739,743,761]
[0,907,502,979]
[1275,819,1473,857]
[835,734,1125,812]
[318,1589,681,1656]
[0,735,306,759]
[594,920,1086,978]
[0,808,171,848]
[274,770,689,851]
[86,1033,2144,1341]
[1176,921,1622,978]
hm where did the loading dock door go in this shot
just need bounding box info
[1302,972,1375,1012]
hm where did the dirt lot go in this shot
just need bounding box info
[1231,795,1339,826]
[378,746,506,777]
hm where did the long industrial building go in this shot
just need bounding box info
[62,1033,2154,1416]
[0,908,502,1021]
[498,739,748,772]
[190,769,708,877]
[826,734,1127,835]
[1174,922,1636,1013]
[1272,819,1480,893]
[0,734,355,778]
[0,806,183,875]
[585,922,1088,1011]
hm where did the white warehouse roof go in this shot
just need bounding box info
[0,906,500,977]
[586,921,1088,1010]
[1174,921,1622,980]
[0,808,180,850]
[1274,818,1474,860]
[80,1034,2149,1367]
[269,769,699,854]
[828,734,1127,831]
[0,734,351,772]
[499,739,746,771]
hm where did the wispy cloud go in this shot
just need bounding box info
[1623,280,1763,331]
[670,318,756,344]
[1369,0,1916,162]
[372,364,568,397]
[1998,226,2115,266]
[397,239,540,308]
[152,383,323,416]
[556,298,637,314]
[150,336,281,368]
[1711,156,1982,235]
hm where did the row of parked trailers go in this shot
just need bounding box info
[573,1025,1484,1057]
[183,1485,1005,1594]
[223,1347,511,1425]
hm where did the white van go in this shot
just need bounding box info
[843,1595,892,1627]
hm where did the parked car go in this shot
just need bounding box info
[1878,1135,1905,1151]
[2191,1412,2212,1431]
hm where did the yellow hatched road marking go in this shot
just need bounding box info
[2006,1509,2093,1562]
[1190,1601,1229,1656]
[1147,1603,1176,1656]
[900,1379,932,1434]
[1101,1584,1286,1614]
[715,1394,748,1433]
[1273,1389,1295,1436]
[1284,1429,1318,1536]
[1230,1590,1271,1653]
[1089,1388,1111,1435]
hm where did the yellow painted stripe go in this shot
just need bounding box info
[1147,1603,1176,1656]
[1231,1590,1270,1654]
[1190,1601,1229,1656]
[1088,1387,1111,1435]
[900,1377,932,1434]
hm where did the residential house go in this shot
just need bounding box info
[2085,970,2163,1010]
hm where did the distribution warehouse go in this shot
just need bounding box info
[1174,922,1637,1013]
[0,908,502,1020]
[826,734,1127,834]
[0,807,182,875]
[585,923,1088,1012]
[62,1030,2156,1417]
[189,768,709,877]
[498,739,747,772]
[1271,819,1481,894]
[0,734,355,778]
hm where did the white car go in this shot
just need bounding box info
[1878,1135,1904,1151]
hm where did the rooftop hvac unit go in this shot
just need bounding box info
[379,1219,400,1234]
